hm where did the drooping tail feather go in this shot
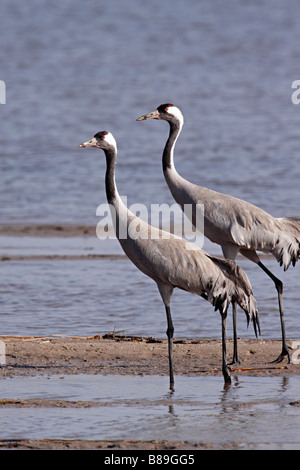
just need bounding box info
[276,217,300,269]
[207,255,260,337]
[283,216,300,227]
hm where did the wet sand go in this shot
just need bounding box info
[1,334,298,379]
[0,335,299,450]
[0,438,247,450]
[0,224,97,237]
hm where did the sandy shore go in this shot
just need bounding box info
[0,334,298,379]
[0,335,299,450]
[0,224,97,237]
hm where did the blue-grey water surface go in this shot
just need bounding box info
[1,0,300,224]
[0,0,299,341]
[1,374,300,449]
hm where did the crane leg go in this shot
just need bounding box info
[221,310,231,385]
[221,245,241,366]
[229,302,240,365]
[258,261,290,363]
[165,305,175,388]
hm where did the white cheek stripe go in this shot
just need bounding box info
[166,106,184,125]
[104,132,117,149]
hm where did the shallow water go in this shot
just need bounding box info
[0,374,300,449]
[1,235,299,340]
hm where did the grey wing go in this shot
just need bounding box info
[147,239,243,315]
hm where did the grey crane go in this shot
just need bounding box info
[137,103,300,364]
[78,130,259,386]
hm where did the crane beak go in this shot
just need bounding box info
[78,137,98,148]
[136,109,160,121]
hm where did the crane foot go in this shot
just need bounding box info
[270,346,291,364]
[222,365,232,385]
[229,357,240,366]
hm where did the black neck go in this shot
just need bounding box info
[104,147,117,204]
[162,120,181,172]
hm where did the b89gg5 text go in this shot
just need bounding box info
[148,454,195,465]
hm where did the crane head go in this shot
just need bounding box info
[78,131,117,150]
[136,103,184,125]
